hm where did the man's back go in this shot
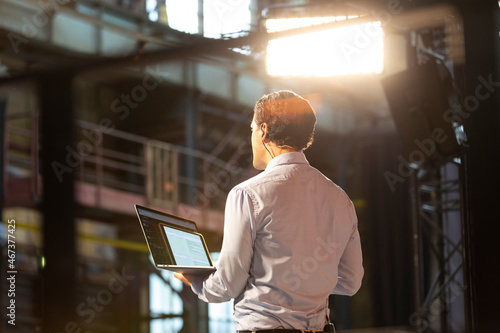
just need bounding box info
[227,152,363,330]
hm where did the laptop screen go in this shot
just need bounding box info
[161,225,212,266]
[135,204,198,266]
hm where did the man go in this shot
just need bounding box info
[175,90,363,332]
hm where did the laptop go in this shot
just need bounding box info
[135,204,216,275]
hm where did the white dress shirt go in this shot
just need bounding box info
[191,152,363,331]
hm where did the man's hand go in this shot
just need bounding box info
[174,272,195,287]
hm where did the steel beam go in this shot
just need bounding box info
[39,73,77,333]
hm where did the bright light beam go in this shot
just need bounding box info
[266,17,384,77]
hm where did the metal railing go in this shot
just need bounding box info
[5,112,249,211]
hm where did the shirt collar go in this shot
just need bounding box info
[265,151,310,171]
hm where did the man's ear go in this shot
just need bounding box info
[260,123,270,142]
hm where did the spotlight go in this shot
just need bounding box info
[265,16,384,77]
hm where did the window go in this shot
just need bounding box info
[165,0,251,38]
[149,252,236,332]
[166,0,199,34]
[204,0,251,38]
[208,252,236,332]
[150,267,184,333]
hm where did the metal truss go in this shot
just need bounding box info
[411,159,467,333]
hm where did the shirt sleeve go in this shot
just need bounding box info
[332,200,364,296]
[190,187,256,303]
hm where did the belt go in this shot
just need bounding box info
[238,328,324,333]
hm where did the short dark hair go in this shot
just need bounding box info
[253,90,317,151]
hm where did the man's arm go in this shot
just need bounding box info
[332,201,364,296]
[176,187,256,303]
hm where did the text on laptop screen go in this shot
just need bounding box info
[162,226,211,266]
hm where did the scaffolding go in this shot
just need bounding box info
[410,157,469,333]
